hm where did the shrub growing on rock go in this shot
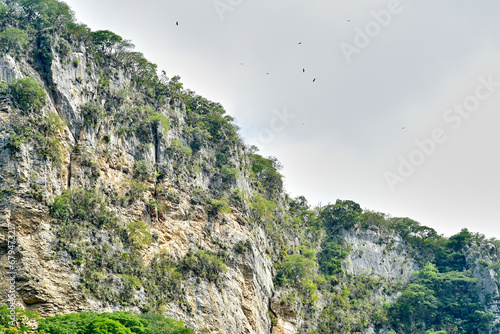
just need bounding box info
[9,77,46,113]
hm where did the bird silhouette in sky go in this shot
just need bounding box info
[176,21,179,26]
[298,42,302,44]
[313,78,316,82]
[303,68,305,73]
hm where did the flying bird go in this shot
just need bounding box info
[298,42,302,45]
[302,68,305,73]
[176,21,179,26]
[313,78,316,82]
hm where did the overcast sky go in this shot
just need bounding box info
[62,0,500,238]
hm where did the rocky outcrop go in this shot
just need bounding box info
[342,228,419,281]
[1,41,500,334]
[465,242,500,329]
[0,47,269,332]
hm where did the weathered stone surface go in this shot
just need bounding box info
[342,228,419,281]
[0,51,276,333]
[0,45,499,334]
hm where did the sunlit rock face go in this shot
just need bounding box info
[0,50,275,334]
[0,39,499,334]
[342,228,419,281]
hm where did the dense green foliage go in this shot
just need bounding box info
[0,27,28,55]
[249,152,283,198]
[91,30,124,55]
[319,199,362,230]
[0,307,194,334]
[50,187,118,228]
[314,275,389,334]
[207,195,231,217]
[7,110,65,162]
[133,160,154,181]
[139,313,194,334]
[168,140,192,158]
[318,238,348,277]
[0,305,39,333]
[185,93,239,145]
[146,112,170,134]
[388,263,495,334]
[275,253,317,287]
[178,249,228,283]
[8,77,46,113]
[81,100,105,126]
[126,221,152,249]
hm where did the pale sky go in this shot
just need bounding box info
[62,0,500,238]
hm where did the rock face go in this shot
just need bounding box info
[343,228,419,281]
[0,48,274,333]
[465,243,500,328]
[0,41,499,334]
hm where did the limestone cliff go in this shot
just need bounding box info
[0,48,276,333]
[1,2,500,333]
[0,48,411,333]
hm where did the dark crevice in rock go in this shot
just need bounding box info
[268,292,278,333]
[67,154,71,189]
